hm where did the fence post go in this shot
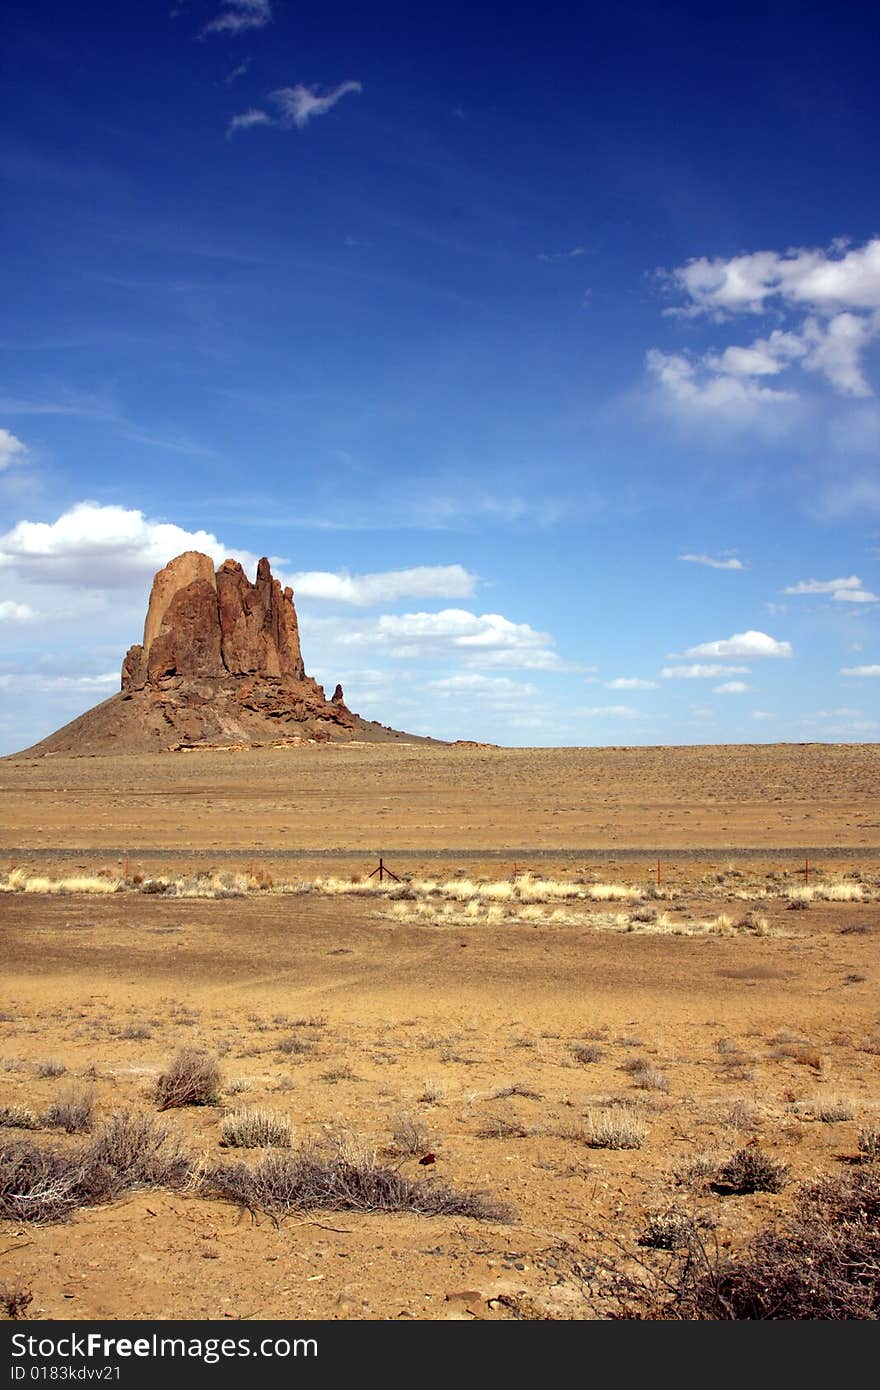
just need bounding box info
[804,858,809,885]
[657,857,661,887]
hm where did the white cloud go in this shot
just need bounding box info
[576,705,644,719]
[0,600,36,622]
[669,238,880,317]
[680,552,743,570]
[0,429,28,471]
[226,108,273,138]
[681,630,792,659]
[645,350,795,420]
[660,664,750,679]
[324,607,563,670]
[841,664,880,676]
[704,329,806,377]
[428,674,538,702]
[0,672,118,694]
[834,588,878,604]
[605,677,657,689]
[713,681,753,694]
[784,575,877,604]
[801,313,876,397]
[202,1,272,36]
[652,239,880,410]
[0,502,260,588]
[784,575,862,594]
[271,81,362,129]
[752,711,775,721]
[287,564,476,606]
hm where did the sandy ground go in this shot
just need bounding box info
[0,742,878,1320]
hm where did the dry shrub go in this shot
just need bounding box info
[1,1280,33,1319]
[476,1115,538,1139]
[276,1035,316,1057]
[44,1088,94,1134]
[811,1096,854,1123]
[0,1141,83,1223]
[858,1125,880,1161]
[629,1065,670,1093]
[83,1110,190,1197]
[154,1049,221,1110]
[200,1139,509,1226]
[219,1108,292,1149]
[390,1113,431,1155]
[572,1044,604,1065]
[0,1113,186,1225]
[35,1060,66,1078]
[714,1147,788,1195]
[625,1168,880,1319]
[638,1208,698,1251]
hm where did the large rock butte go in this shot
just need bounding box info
[14,551,429,755]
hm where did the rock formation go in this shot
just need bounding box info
[121,552,306,691]
[14,551,431,755]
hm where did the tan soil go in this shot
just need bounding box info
[0,742,878,1320]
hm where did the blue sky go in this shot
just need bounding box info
[1,0,878,752]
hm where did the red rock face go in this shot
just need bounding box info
[215,558,305,679]
[123,552,305,688]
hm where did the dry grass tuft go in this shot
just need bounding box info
[219,1108,292,1149]
[0,1105,39,1130]
[582,1106,646,1150]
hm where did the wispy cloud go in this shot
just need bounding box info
[661,664,751,679]
[287,564,477,606]
[428,674,539,705]
[202,1,272,37]
[226,108,273,139]
[270,81,363,129]
[224,59,252,85]
[679,630,792,659]
[784,575,878,604]
[680,552,743,570]
[0,428,28,471]
[841,664,880,676]
[537,247,587,263]
[713,681,753,694]
[605,677,657,689]
[575,705,644,719]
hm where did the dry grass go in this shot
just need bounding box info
[219,1108,292,1149]
[582,1106,646,1150]
[0,1105,39,1130]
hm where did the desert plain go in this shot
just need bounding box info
[1,739,879,1320]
